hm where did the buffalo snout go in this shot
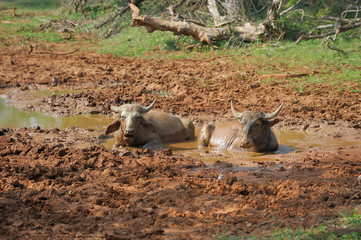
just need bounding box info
[124,129,135,138]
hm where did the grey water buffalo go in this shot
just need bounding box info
[105,100,195,150]
[198,101,283,152]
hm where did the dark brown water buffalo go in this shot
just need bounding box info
[106,100,195,150]
[198,101,283,152]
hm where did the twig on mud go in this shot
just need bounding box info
[28,45,36,55]
[326,41,345,53]
[346,190,361,205]
[258,72,313,79]
[35,48,80,55]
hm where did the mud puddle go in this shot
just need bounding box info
[1,96,360,162]
[166,128,360,163]
[0,97,113,130]
[104,128,360,164]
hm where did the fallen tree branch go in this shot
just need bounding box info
[168,0,186,18]
[95,5,130,29]
[326,41,345,53]
[322,16,361,24]
[35,48,80,55]
[296,18,361,43]
[130,3,230,46]
[0,5,17,17]
[258,72,312,79]
[39,19,79,33]
[346,190,361,205]
[280,0,301,16]
[208,0,223,26]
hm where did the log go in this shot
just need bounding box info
[130,3,230,46]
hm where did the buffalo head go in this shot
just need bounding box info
[231,101,283,151]
[105,100,156,146]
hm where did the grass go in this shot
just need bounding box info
[216,212,361,240]
[99,27,176,57]
[230,36,361,94]
[0,1,66,46]
[0,0,61,10]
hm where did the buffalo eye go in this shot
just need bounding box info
[254,121,262,128]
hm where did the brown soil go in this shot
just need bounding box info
[1,43,361,239]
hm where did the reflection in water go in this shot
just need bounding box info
[0,98,113,130]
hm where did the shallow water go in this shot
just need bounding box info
[1,96,359,162]
[0,97,113,130]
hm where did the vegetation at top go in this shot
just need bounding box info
[0,0,360,95]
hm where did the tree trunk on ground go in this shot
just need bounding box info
[130,3,231,46]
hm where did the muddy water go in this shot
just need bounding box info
[0,97,113,130]
[164,128,360,163]
[1,96,359,162]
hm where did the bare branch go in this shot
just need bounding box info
[320,36,331,45]
[342,2,361,18]
[168,0,186,19]
[280,0,302,16]
[296,18,361,43]
[267,0,283,21]
[95,5,129,29]
[315,23,338,30]
[208,0,223,25]
[326,41,345,53]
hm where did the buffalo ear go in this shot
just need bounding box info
[266,119,281,127]
[106,120,121,134]
[140,118,157,133]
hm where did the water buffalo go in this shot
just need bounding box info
[105,100,195,150]
[198,101,283,152]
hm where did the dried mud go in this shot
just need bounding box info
[1,44,361,239]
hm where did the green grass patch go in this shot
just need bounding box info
[99,27,176,57]
[216,212,361,240]
[233,38,361,70]
[228,37,361,94]
[0,0,60,10]
[0,4,66,46]
[0,14,64,45]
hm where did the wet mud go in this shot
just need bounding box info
[1,44,361,239]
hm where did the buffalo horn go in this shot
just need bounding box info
[140,99,156,113]
[110,105,122,113]
[231,100,242,119]
[262,103,283,120]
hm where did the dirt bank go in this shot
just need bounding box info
[1,44,361,239]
